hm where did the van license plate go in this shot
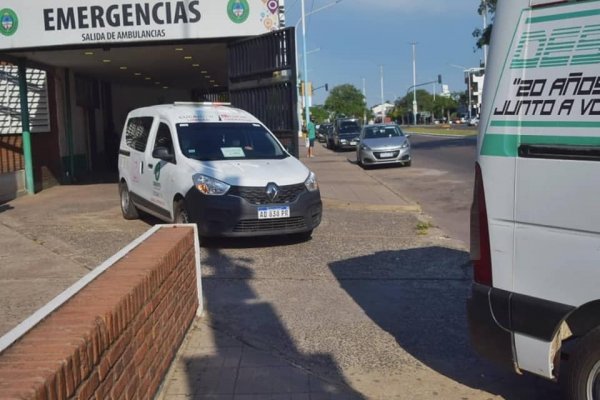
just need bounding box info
[380,152,394,158]
[258,206,290,220]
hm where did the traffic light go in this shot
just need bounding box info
[438,74,443,84]
[325,84,329,91]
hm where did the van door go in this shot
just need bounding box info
[120,116,154,197]
[508,2,600,307]
[140,120,178,221]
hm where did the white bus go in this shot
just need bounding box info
[467,1,600,399]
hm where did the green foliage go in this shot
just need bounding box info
[324,84,367,119]
[310,105,330,124]
[473,0,496,50]
[390,90,459,123]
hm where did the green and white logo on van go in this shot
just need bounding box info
[228,0,250,24]
[511,10,600,69]
[482,3,600,158]
[0,9,18,37]
[154,163,162,182]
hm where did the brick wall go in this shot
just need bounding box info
[0,226,199,400]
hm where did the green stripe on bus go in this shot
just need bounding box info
[527,9,600,24]
[490,120,600,128]
[481,134,600,157]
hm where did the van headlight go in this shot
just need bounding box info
[192,174,230,195]
[401,141,410,149]
[304,171,319,192]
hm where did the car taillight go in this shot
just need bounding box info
[470,162,493,286]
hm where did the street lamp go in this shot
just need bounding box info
[296,0,344,129]
[410,42,418,125]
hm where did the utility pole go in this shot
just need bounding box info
[362,77,367,124]
[300,0,310,126]
[380,65,384,122]
[411,42,418,125]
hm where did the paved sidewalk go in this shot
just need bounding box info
[300,144,417,212]
[157,144,421,400]
[0,142,421,399]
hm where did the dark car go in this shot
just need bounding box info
[317,123,333,143]
[329,118,361,150]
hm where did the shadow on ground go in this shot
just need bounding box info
[329,246,561,400]
[179,247,366,399]
[410,137,476,151]
[0,204,14,213]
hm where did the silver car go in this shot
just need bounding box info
[356,124,411,168]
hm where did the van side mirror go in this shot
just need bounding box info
[152,147,175,163]
[405,134,411,139]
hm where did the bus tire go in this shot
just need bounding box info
[562,327,600,400]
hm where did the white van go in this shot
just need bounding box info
[468,1,600,399]
[117,102,322,238]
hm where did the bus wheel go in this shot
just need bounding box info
[562,327,600,400]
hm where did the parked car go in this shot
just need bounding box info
[356,124,411,168]
[317,123,333,143]
[329,118,361,150]
[118,102,322,239]
[469,117,479,126]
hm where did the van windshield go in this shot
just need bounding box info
[176,122,288,161]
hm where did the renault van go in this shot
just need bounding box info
[117,103,322,238]
[467,1,600,398]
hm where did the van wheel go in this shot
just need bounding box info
[404,160,412,167]
[173,199,190,224]
[119,182,139,220]
[562,327,600,400]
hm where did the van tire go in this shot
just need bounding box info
[562,327,600,400]
[173,199,190,224]
[119,182,139,220]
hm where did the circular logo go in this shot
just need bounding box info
[0,9,18,37]
[228,0,250,24]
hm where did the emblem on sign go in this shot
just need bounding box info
[0,9,18,37]
[267,0,279,14]
[265,183,279,202]
[228,0,250,24]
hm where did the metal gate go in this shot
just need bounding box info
[228,27,299,157]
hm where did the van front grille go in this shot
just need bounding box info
[233,217,307,233]
[229,184,306,205]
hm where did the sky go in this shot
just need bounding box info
[284,0,488,107]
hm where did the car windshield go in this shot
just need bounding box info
[177,122,288,161]
[363,126,404,139]
[339,121,360,133]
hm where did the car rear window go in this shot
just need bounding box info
[177,122,288,161]
[364,126,403,139]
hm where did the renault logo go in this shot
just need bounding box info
[265,183,279,202]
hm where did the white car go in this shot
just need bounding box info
[117,102,322,238]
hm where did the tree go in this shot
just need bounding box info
[324,84,367,119]
[390,90,459,124]
[309,105,330,124]
[473,0,497,50]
